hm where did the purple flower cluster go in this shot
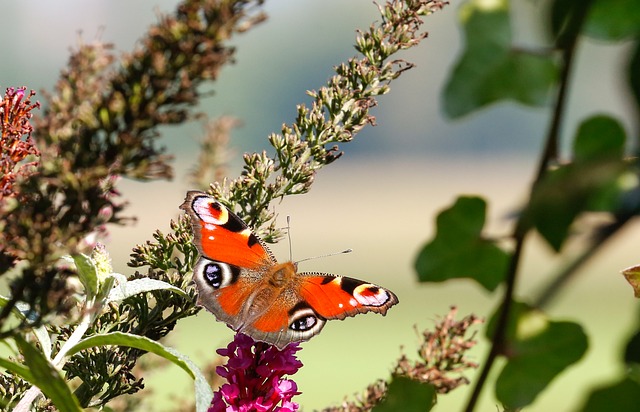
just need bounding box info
[209,333,303,412]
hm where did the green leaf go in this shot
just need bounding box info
[580,378,640,412]
[527,161,626,250]
[551,1,596,47]
[624,328,640,364]
[526,115,628,250]
[9,301,52,359]
[372,376,436,412]
[492,303,588,409]
[629,42,640,117]
[443,0,557,118]
[96,275,116,304]
[573,115,625,162]
[14,334,83,411]
[66,332,213,412]
[68,332,193,377]
[107,277,190,302]
[585,0,640,41]
[0,356,34,383]
[0,297,52,359]
[73,254,99,299]
[415,196,509,291]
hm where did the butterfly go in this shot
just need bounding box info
[180,191,399,349]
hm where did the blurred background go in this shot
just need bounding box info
[1,0,638,410]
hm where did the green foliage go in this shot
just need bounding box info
[578,314,640,410]
[13,335,83,412]
[443,0,557,118]
[373,376,436,412]
[489,302,588,409]
[585,0,640,40]
[417,0,640,410]
[415,196,509,291]
[631,43,640,113]
[66,332,214,411]
[525,115,630,251]
[580,377,640,411]
[72,254,100,300]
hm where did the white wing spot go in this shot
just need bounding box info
[338,303,344,308]
[208,235,215,241]
[354,286,389,307]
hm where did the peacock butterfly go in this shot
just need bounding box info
[181,191,398,349]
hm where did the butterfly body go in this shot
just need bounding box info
[182,191,398,349]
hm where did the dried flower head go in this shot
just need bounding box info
[210,333,303,412]
[395,306,482,393]
[321,307,480,411]
[0,87,40,199]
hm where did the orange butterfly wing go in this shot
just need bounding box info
[181,191,275,269]
[299,274,398,320]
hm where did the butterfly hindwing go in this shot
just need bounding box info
[191,258,261,330]
[241,279,328,350]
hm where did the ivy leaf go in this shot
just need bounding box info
[491,302,588,409]
[415,196,509,291]
[580,378,640,412]
[372,376,436,412]
[14,334,83,411]
[526,115,628,251]
[573,115,626,162]
[443,0,557,118]
[622,265,640,298]
[624,328,640,364]
[584,0,640,41]
[66,332,213,412]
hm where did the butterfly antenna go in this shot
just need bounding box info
[295,248,353,265]
[286,215,293,262]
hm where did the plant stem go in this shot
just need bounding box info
[462,3,593,411]
[534,212,634,309]
[463,230,526,412]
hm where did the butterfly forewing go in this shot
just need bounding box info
[298,274,398,320]
[181,191,275,269]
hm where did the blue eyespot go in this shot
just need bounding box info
[290,315,317,331]
[203,262,223,288]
